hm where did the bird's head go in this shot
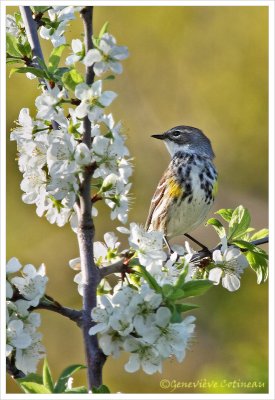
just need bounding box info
[151,125,215,159]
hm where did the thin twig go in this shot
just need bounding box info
[190,236,269,262]
[6,357,25,379]
[99,259,127,279]
[99,237,269,278]
[19,6,58,130]
[32,296,82,327]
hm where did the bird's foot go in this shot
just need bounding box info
[184,233,209,251]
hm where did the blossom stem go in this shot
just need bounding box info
[99,258,128,279]
[77,6,106,390]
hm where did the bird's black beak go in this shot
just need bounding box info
[151,133,166,140]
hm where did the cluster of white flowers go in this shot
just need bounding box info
[10,107,91,228]
[90,283,196,374]
[11,105,132,228]
[6,258,47,374]
[40,6,82,47]
[66,32,129,76]
[85,225,250,375]
[10,14,131,230]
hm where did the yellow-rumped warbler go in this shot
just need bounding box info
[145,126,218,241]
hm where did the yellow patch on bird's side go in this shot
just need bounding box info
[212,180,218,197]
[168,178,183,198]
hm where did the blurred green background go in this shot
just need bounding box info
[6,6,268,394]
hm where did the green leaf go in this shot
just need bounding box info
[17,41,31,57]
[170,305,182,323]
[105,75,116,80]
[14,12,22,26]
[246,250,268,284]
[228,205,251,241]
[174,266,188,289]
[17,374,43,385]
[215,208,234,222]
[65,386,88,393]
[54,364,86,393]
[181,279,213,298]
[231,239,256,252]
[250,229,269,241]
[48,44,67,72]
[61,69,84,92]
[175,303,200,313]
[206,218,226,238]
[53,67,70,80]
[98,21,109,38]
[233,239,268,284]
[9,66,46,79]
[138,266,162,294]
[18,382,51,394]
[31,6,51,13]
[6,33,22,57]
[92,384,111,393]
[6,57,25,65]
[166,288,186,301]
[43,358,54,393]
[161,284,174,298]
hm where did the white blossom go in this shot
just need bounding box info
[10,108,34,145]
[7,257,22,274]
[17,132,49,173]
[21,169,47,205]
[6,14,19,36]
[66,39,84,65]
[209,237,248,291]
[124,337,162,375]
[35,87,64,120]
[40,20,67,47]
[84,33,129,76]
[15,332,45,375]
[98,331,124,358]
[94,232,120,267]
[6,319,32,356]
[6,258,46,374]
[89,296,114,335]
[74,142,92,166]
[144,308,196,362]
[105,180,131,224]
[11,263,48,307]
[47,130,78,176]
[128,223,167,272]
[74,81,117,121]
[49,6,81,22]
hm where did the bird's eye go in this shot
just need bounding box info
[172,131,181,137]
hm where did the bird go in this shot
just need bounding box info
[145,125,218,248]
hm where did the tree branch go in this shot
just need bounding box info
[99,237,269,279]
[19,6,58,130]
[190,236,269,262]
[32,296,82,327]
[77,6,106,390]
[6,357,25,379]
[99,259,127,279]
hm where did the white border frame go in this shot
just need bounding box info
[1,1,274,399]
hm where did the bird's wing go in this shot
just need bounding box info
[145,168,171,231]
